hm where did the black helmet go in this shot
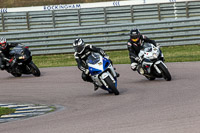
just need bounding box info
[73,38,85,54]
[130,28,140,42]
[0,37,7,49]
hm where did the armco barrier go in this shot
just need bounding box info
[0,17,200,55]
[1,1,200,32]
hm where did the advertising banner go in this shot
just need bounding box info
[0,0,196,13]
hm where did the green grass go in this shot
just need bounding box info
[33,54,75,68]
[0,107,16,117]
[162,44,200,62]
[32,44,200,68]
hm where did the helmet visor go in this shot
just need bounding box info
[1,43,6,46]
[74,45,84,53]
[131,34,139,39]
[0,43,6,49]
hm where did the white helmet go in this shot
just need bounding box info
[73,38,85,54]
[0,37,7,49]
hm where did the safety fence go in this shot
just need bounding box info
[0,17,200,55]
[0,1,200,32]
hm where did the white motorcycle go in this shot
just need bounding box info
[137,43,171,81]
[86,52,119,95]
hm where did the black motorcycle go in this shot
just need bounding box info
[4,45,40,77]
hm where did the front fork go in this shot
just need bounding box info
[100,71,116,88]
[154,60,167,74]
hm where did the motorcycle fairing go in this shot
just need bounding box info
[87,52,117,91]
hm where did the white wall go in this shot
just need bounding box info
[0,0,197,13]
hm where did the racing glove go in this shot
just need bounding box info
[104,55,109,59]
[156,43,160,48]
[84,69,89,75]
[135,57,142,63]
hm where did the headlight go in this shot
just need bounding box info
[19,56,25,59]
[153,53,158,58]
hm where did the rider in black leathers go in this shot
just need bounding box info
[127,28,163,71]
[0,37,19,70]
[73,38,119,91]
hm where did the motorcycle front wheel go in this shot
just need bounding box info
[157,63,171,81]
[104,77,119,95]
[29,63,40,77]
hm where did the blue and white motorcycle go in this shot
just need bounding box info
[86,52,119,95]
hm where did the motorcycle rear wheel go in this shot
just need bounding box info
[11,73,22,77]
[157,63,171,81]
[104,77,119,95]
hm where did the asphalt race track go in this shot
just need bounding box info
[0,62,200,133]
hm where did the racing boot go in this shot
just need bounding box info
[131,63,138,71]
[0,65,5,70]
[94,83,99,91]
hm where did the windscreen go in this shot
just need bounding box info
[143,43,152,52]
[86,53,100,65]
[9,46,24,55]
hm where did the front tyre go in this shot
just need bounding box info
[157,63,171,81]
[29,63,40,77]
[104,77,119,95]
